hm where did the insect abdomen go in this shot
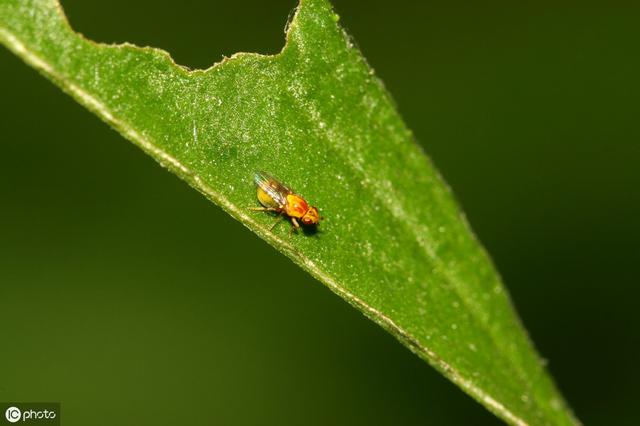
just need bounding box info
[257,187,281,208]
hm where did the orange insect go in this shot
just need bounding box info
[250,171,321,231]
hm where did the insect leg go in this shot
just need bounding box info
[270,214,284,231]
[290,217,301,235]
[248,207,279,212]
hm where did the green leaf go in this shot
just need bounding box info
[0,1,579,424]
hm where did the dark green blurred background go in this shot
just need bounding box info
[1,1,638,425]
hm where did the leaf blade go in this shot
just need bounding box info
[0,1,579,424]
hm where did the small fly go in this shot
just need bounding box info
[250,171,321,232]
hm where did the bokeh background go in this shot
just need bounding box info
[1,1,638,424]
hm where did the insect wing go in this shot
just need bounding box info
[254,171,290,208]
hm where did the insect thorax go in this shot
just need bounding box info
[285,194,309,218]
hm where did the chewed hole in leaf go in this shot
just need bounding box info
[60,0,297,69]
